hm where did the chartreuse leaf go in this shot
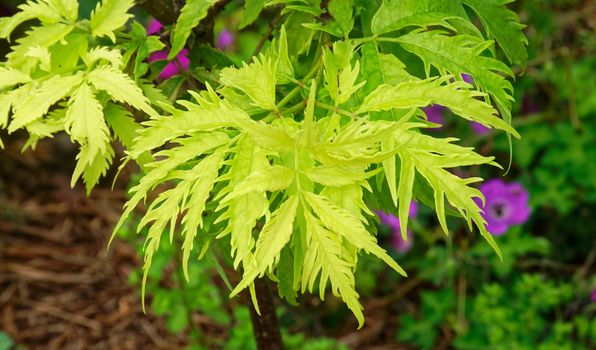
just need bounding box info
[8,72,83,132]
[220,55,277,110]
[221,165,294,202]
[111,132,230,241]
[302,209,363,327]
[131,96,243,159]
[358,76,520,137]
[461,0,527,66]
[268,26,294,84]
[90,0,135,42]
[84,47,123,68]
[170,0,219,59]
[323,41,365,105]
[47,0,79,23]
[180,149,226,280]
[410,149,502,259]
[0,1,63,40]
[231,194,300,297]
[0,67,31,89]
[381,121,503,259]
[88,65,158,118]
[303,191,407,277]
[65,83,111,189]
[215,136,269,269]
[6,23,75,70]
[396,151,415,240]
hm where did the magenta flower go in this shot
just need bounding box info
[147,19,163,35]
[475,179,531,235]
[148,49,190,80]
[423,105,445,130]
[462,73,473,84]
[377,202,418,253]
[471,121,491,135]
[146,19,190,80]
[591,289,596,302]
[216,29,234,50]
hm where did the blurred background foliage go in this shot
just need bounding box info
[0,0,594,349]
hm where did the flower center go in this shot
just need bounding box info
[489,201,509,220]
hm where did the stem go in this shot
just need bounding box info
[247,278,284,350]
[252,9,284,58]
[315,101,356,118]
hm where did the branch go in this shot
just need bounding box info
[137,0,182,25]
[247,278,284,350]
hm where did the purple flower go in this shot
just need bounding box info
[591,289,596,302]
[146,19,190,80]
[423,105,445,130]
[462,73,474,84]
[148,48,190,79]
[475,179,531,236]
[470,121,491,135]
[216,29,234,50]
[147,19,163,35]
[378,202,418,253]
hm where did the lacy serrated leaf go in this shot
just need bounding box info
[323,41,364,105]
[358,77,519,137]
[111,132,230,240]
[6,23,74,70]
[303,166,377,187]
[396,151,415,240]
[231,194,300,297]
[170,0,219,59]
[131,100,243,158]
[26,46,51,71]
[303,191,407,276]
[80,146,114,194]
[47,0,79,22]
[302,210,363,327]
[220,55,277,110]
[0,94,13,128]
[215,136,269,269]
[87,65,158,118]
[90,0,134,42]
[65,83,110,185]
[269,26,294,84]
[221,165,294,202]
[0,1,63,40]
[180,149,225,280]
[407,148,501,259]
[461,0,527,66]
[84,47,123,68]
[9,72,83,132]
[0,67,31,89]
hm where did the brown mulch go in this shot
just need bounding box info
[0,136,188,349]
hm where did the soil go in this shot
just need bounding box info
[0,135,188,349]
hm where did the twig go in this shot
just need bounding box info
[24,300,102,331]
[252,9,283,58]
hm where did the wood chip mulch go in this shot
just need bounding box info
[0,136,188,349]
